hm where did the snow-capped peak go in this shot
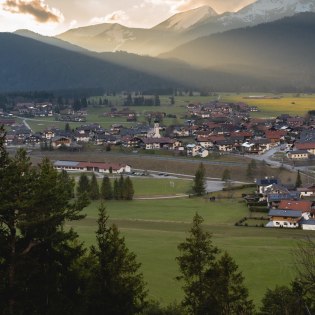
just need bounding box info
[154,6,218,31]
[234,0,315,23]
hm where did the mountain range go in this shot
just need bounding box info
[55,0,315,56]
[1,0,315,92]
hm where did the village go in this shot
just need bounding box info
[1,96,315,231]
[1,98,315,163]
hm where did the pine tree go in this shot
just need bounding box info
[222,169,231,182]
[202,252,254,314]
[123,176,134,200]
[89,173,100,200]
[260,284,305,315]
[177,213,254,315]
[176,213,219,314]
[113,178,120,200]
[193,163,206,196]
[59,169,75,198]
[85,204,147,314]
[65,123,71,132]
[101,176,113,200]
[0,148,88,314]
[77,173,90,196]
[119,175,124,200]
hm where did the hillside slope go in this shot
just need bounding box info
[0,33,175,92]
[161,12,315,89]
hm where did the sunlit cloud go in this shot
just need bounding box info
[90,10,129,25]
[2,0,64,23]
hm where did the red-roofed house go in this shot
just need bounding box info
[294,142,315,155]
[230,131,253,139]
[264,130,287,144]
[278,200,313,213]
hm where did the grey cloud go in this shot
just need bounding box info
[3,0,63,23]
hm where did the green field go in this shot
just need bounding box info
[67,195,315,307]
[130,178,192,197]
[220,93,315,117]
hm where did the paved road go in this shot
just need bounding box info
[22,119,33,133]
[247,146,315,181]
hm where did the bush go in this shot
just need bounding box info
[249,206,269,213]
[223,183,256,191]
[247,201,268,207]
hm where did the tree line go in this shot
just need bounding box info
[77,173,134,201]
[0,126,315,314]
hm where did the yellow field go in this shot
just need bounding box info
[221,93,315,117]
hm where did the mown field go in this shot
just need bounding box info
[66,181,315,308]
[220,93,315,117]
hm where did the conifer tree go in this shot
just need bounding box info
[222,169,231,182]
[193,163,206,196]
[119,175,124,200]
[0,145,88,314]
[89,173,100,200]
[202,252,254,314]
[113,178,120,200]
[101,176,113,200]
[176,213,219,314]
[123,176,134,200]
[77,173,90,196]
[259,284,305,315]
[85,204,147,314]
[177,213,254,315]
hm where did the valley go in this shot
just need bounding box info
[1,0,315,313]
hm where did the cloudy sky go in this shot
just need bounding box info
[0,0,255,35]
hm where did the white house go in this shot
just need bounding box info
[300,219,315,230]
[287,150,309,160]
[266,209,301,228]
[186,144,209,158]
[297,185,315,197]
[54,160,131,174]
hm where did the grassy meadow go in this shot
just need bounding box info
[220,93,315,117]
[66,180,315,308]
